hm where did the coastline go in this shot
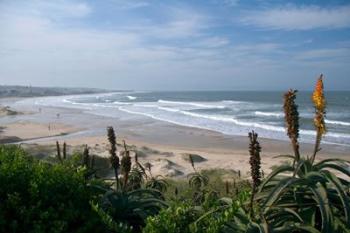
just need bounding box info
[1,96,349,178]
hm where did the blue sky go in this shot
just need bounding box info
[0,0,349,90]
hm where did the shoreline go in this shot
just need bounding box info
[1,97,349,178]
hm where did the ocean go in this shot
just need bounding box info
[34,91,350,146]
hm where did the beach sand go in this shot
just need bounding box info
[0,121,80,142]
[0,97,349,179]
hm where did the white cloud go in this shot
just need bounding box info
[120,7,209,39]
[0,1,220,88]
[0,0,349,90]
[11,0,93,19]
[241,5,350,30]
[37,1,92,18]
[295,48,350,60]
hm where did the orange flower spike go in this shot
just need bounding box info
[312,75,325,111]
[314,115,326,135]
[312,75,327,136]
[311,75,327,163]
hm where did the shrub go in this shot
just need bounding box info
[0,145,108,233]
[143,202,199,233]
[143,191,250,233]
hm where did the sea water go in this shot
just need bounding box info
[33,91,350,146]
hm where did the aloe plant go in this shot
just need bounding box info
[187,154,210,205]
[225,76,350,233]
[188,172,209,191]
[63,142,67,160]
[145,176,168,193]
[255,76,349,232]
[107,126,120,189]
[121,140,132,189]
[256,156,350,232]
[187,154,209,191]
[89,128,168,231]
[92,185,167,231]
[56,141,62,162]
[81,145,97,180]
[283,89,300,163]
[128,166,145,190]
[248,130,262,218]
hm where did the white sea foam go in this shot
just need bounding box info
[120,105,350,142]
[125,104,287,133]
[325,119,350,126]
[255,111,283,117]
[179,111,286,132]
[297,129,350,139]
[30,93,350,146]
[158,106,181,112]
[134,104,158,108]
[62,99,72,104]
[221,100,246,104]
[158,99,225,109]
[118,106,202,130]
[127,95,137,100]
[112,101,131,105]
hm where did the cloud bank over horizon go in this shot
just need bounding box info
[0,0,349,90]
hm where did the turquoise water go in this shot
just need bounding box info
[34,91,350,146]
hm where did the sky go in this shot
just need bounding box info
[0,0,350,91]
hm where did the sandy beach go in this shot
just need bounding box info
[1,96,349,179]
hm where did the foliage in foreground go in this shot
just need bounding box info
[224,75,350,233]
[143,191,250,233]
[0,145,109,233]
[143,75,350,233]
[0,75,349,233]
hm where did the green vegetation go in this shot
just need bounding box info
[0,145,109,233]
[0,76,349,232]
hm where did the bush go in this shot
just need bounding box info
[0,145,108,233]
[143,191,249,233]
[143,202,199,233]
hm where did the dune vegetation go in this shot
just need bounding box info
[1,76,349,233]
